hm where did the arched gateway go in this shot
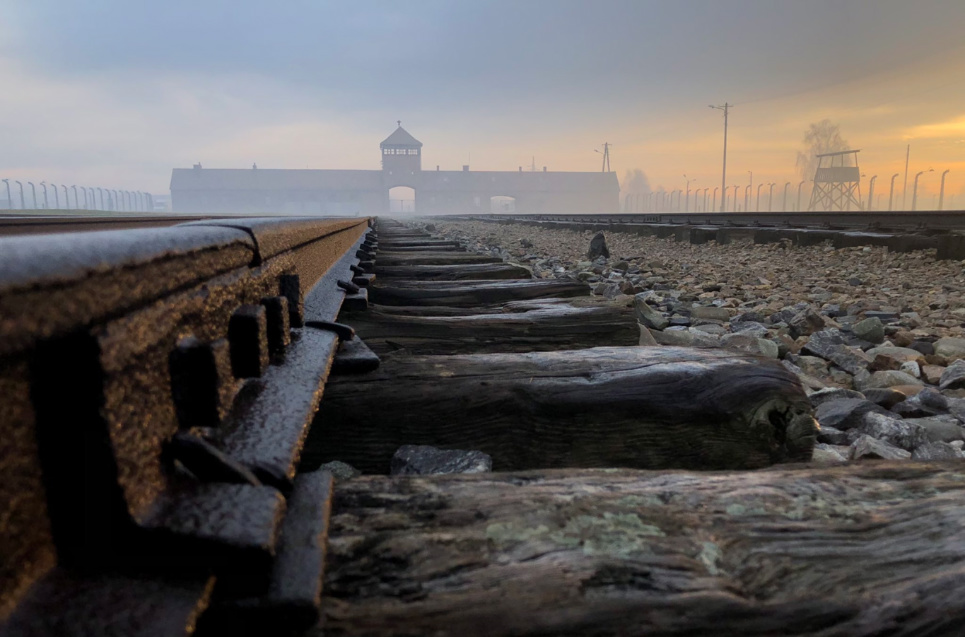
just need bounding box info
[170,125,619,214]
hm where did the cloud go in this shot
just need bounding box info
[906,115,965,140]
[0,55,383,190]
[3,0,965,201]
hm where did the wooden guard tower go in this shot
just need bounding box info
[807,149,863,211]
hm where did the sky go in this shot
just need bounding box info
[1,0,964,208]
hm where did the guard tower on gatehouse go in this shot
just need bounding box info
[807,149,863,211]
[380,122,422,176]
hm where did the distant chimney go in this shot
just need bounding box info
[436,165,440,171]
[463,165,470,172]
[193,163,202,170]
[519,167,522,172]
[252,163,257,169]
[543,166,547,172]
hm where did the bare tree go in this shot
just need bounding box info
[620,169,651,195]
[795,119,850,182]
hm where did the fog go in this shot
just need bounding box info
[1,0,964,210]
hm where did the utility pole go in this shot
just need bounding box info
[598,143,611,172]
[709,102,731,212]
[901,144,910,209]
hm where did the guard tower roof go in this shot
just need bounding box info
[380,126,423,149]
[815,149,861,158]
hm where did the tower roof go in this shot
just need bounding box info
[380,125,422,149]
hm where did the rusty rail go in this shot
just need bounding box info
[0,216,373,635]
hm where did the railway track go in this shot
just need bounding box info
[443,210,965,260]
[3,215,965,635]
[454,210,965,231]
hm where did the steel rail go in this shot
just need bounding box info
[0,216,374,635]
[0,213,370,237]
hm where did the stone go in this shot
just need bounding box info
[788,307,826,339]
[890,331,915,347]
[865,310,899,322]
[854,412,927,451]
[922,364,946,385]
[633,293,670,331]
[909,340,936,356]
[911,441,964,460]
[869,354,902,372]
[787,355,829,378]
[939,360,965,391]
[862,387,908,409]
[782,360,827,391]
[816,425,851,446]
[731,321,769,338]
[691,323,728,336]
[865,346,923,362]
[690,305,730,321]
[776,333,800,357]
[612,260,630,271]
[593,282,622,299]
[802,330,872,376]
[687,329,722,347]
[857,370,924,391]
[851,317,885,344]
[808,387,865,408]
[811,444,848,465]
[318,460,362,481]
[390,445,492,476]
[889,385,926,402]
[902,416,964,443]
[720,333,779,359]
[947,397,965,422]
[900,361,921,378]
[935,337,965,361]
[814,398,887,431]
[732,311,766,324]
[891,399,933,419]
[849,434,911,461]
[586,232,610,260]
[917,387,949,412]
[638,324,658,346]
[829,368,855,388]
